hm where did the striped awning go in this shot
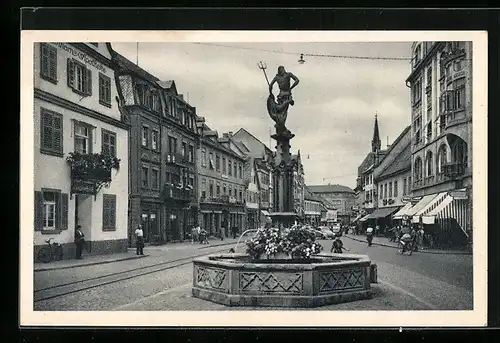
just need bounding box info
[359,214,371,222]
[422,194,469,237]
[393,202,413,219]
[261,210,270,216]
[412,192,448,223]
[405,194,439,217]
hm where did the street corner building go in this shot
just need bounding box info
[111,51,199,244]
[33,43,130,260]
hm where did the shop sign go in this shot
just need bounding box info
[54,43,107,73]
[71,179,95,195]
[449,190,468,200]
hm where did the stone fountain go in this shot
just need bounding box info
[192,64,376,307]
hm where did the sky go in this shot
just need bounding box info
[112,42,413,189]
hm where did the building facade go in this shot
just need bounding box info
[307,184,356,224]
[197,121,247,237]
[34,42,129,260]
[304,187,326,227]
[404,41,473,246]
[112,51,199,243]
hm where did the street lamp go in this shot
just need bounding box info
[298,53,305,64]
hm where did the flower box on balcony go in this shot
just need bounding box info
[67,152,120,182]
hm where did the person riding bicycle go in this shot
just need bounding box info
[331,234,349,254]
[400,232,412,253]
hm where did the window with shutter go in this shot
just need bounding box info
[40,108,63,156]
[39,189,61,232]
[61,193,68,230]
[67,58,75,88]
[40,43,57,83]
[34,191,43,231]
[103,194,116,231]
[85,68,92,95]
[101,130,117,158]
[99,73,112,107]
[68,59,92,96]
[74,121,93,154]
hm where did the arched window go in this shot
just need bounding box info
[437,144,447,174]
[414,157,423,181]
[451,139,468,167]
[425,151,433,177]
[413,44,422,68]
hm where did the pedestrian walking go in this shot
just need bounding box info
[134,225,144,255]
[366,226,374,247]
[74,225,85,259]
[418,227,425,250]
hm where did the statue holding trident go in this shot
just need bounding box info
[258,62,300,135]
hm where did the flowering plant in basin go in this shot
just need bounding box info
[246,225,323,260]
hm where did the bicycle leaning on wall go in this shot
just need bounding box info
[37,238,64,263]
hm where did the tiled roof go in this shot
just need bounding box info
[112,51,159,82]
[378,139,412,179]
[307,184,355,194]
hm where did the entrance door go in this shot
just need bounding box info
[141,212,150,242]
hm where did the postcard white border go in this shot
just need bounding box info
[20,30,488,327]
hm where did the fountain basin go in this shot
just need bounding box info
[192,252,375,308]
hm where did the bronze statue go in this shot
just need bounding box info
[259,63,300,135]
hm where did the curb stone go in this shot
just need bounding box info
[344,235,470,255]
[34,254,149,272]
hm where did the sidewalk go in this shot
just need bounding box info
[344,234,470,255]
[34,237,241,272]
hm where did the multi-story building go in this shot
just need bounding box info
[401,41,473,247]
[231,128,274,225]
[197,121,246,237]
[304,186,326,227]
[320,199,338,227]
[370,126,412,231]
[34,42,129,259]
[307,184,356,224]
[112,51,199,243]
[355,115,388,224]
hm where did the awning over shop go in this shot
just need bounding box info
[422,193,469,237]
[412,192,448,223]
[404,194,439,218]
[261,210,270,216]
[360,207,401,221]
[352,214,363,222]
[393,202,413,219]
[359,214,371,222]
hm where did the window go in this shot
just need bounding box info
[412,79,422,105]
[414,157,423,181]
[151,168,159,189]
[102,194,117,231]
[152,92,162,113]
[216,182,221,197]
[426,121,432,141]
[201,179,206,198]
[141,166,149,188]
[403,178,407,196]
[451,139,468,167]
[209,180,214,197]
[74,122,92,154]
[40,109,63,155]
[426,152,433,176]
[68,59,92,95]
[182,142,187,159]
[380,185,383,199]
[216,154,221,171]
[98,73,112,107]
[454,78,466,110]
[43,191,56,230]
[189,145,194,163]
[101,130,116,158]
[389,182,393,197]
[151,130,158,150]
[239,190,243,201]
[239,164,243,179]
[223,184,227,195]
[234,163,237,178]
[142,127,149,147]
[201,148,206,167]
[40,43,57,83]
[437,144,447,174]
[209,152,214,170]
[228,160,232,176]
[168,136,177,155]
[394,180,398,197]
[189,176,194,187]
[229,185,232,197]
[384,184,387,199]
[222,157,227,174]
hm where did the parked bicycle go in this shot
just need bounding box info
[37,238,63,263]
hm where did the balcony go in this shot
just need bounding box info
[166,152,194,166]
[200,195,245,206]
[443,162,466,179]
[161,184,194,202]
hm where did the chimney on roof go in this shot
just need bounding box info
[228,131,233,137]
[223,133,229,138]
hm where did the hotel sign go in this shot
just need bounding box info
[449,190,468,200]
[54,43,107,74]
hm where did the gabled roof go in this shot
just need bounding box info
[233,128,272,153]
[378,139,412,180]
[112,51,159,83]
[377,125,411,166]
[307,184,355,194]
[156,80,178,95]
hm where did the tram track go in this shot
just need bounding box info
[34,246,230,303]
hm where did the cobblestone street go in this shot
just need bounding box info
[34,236,473,311]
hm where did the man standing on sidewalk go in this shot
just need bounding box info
[74,225,85,260]
[134,225,144,255]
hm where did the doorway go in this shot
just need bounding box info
[141,208,158,243]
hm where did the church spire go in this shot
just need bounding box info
[371,113,381,152]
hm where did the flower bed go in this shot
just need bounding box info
[246,226,323,260]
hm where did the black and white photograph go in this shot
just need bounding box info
[20,30,487,326]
